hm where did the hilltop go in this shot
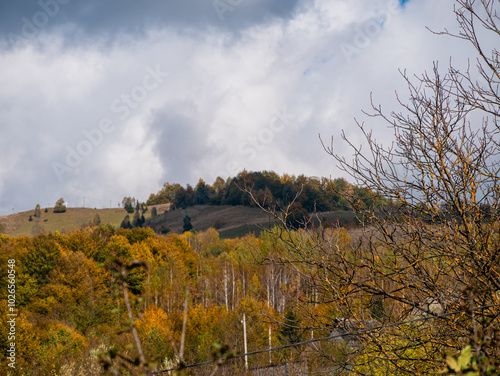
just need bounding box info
[0,171,368,238]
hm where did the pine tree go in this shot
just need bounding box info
[183,215,193,232]
[132,210,141,228]
[120,215,132,229]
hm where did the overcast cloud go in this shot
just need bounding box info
[0,0,483,214]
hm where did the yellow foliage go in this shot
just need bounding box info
[136,304,170,339]
[0,301,41,372]
[40,321,87,361]
[130,242,155,265]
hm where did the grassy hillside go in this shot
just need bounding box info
[147,205,275,237]
[147,206,358,238]
[0,204,272,238]
[0,204,357,239]
[0,204,170,237]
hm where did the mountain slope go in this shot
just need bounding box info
[0,204,272,238]
[147,205,274,238]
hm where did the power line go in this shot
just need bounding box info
[150,304,499,374]
[147,303,500,375]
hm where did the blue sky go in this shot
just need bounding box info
[0,0,480,214]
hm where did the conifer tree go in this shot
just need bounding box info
[183,215,193,232]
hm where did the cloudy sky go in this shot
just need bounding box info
[0,0,479,214]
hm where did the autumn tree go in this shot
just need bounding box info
[147,182,182,205]
[53,198,66,213]
[34,203,41,218]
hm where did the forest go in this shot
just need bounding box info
[0,224,365,375]
[145,171,386,214]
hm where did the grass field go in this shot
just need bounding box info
[147,205,275,235]
[0,204,170,237]
[0,204,357,239]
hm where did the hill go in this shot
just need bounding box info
[0,203,358,239]
[0,204,275,238]
[147,205,358,238]
[147,205,275,238]
[0,204,170,237]
[147,170,387,213]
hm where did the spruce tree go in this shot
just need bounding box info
[120,215,132,229]
[183,215,193,232]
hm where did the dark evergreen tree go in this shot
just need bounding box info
[278,310,303,345]
[183,215,193,232]
[132,210,141,227]
[193,179,211,205]
[120,215,132,229]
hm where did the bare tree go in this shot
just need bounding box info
[248,1,500,373]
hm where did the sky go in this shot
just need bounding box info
[0,0,481,214]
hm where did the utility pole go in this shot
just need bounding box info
[83,196,85,208]
[243,313,248,371]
